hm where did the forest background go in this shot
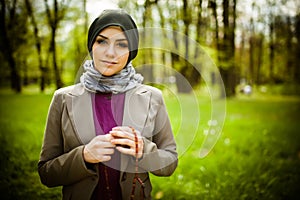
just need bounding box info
[1,0,300,95]
[0,0,300,199]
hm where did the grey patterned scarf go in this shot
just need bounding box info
[80,60,143,94]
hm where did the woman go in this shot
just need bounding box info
[38,9,178,200]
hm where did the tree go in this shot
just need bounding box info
[248,3,265,86]
[266,0,277,83]
[25,0,48,92]
[43,0,71,89]
[168,0,186,92]
[170,0,201,93]
[210,0,237,97]
[192,0,203,85]
[68,0,89,83]
[0,0,27,92]
[114,0,300,96]
[221,0,237,97]
[141,0,155,83]
[295,13,300,83]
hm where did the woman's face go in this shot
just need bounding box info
[92,26,129,76]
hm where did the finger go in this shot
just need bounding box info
[93,140,115,148]
[115,142,143,159]
[111,138,134,148]
[96,134,114,142]
[100,155,112,162]
[112,126,142,137]
[113,126,139,135]
[116,146,135,156]
[84,147,113,163]
[93,135,115,148]
[110,130,134,140]
[97,148,115,155]
[112,126,132,132]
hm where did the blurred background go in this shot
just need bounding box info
[0,0,300,199]
[0,0,299,96]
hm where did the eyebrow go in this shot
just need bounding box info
[97,34,127,42]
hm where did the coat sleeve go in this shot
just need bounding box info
[138,89,178,176]
[38,90,97,187]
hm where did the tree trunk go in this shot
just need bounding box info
[0,0,22,93]
[192,0,202,87]
[173,0,195,93]
[210,0,222,90]
[44,0,64,89]
[219,0,237,97]
[8,51,22,92]
[269,20,275,82]
[51,27,63,89]
[256,35,263,84]
[171,20,191,93]
[249,36,254,84]
[141,0,154,83]
[295,14,300,83]
[285,16,293,82]
[156,1,168,69]
[25,0,47,92]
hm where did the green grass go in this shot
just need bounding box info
[0,92,299,199]
[151,95,300,200]
[0,93,62,199]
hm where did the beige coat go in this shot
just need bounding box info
[38,84,178,200]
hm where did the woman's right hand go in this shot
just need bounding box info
[83,134,116,163]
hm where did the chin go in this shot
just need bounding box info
[95,67,114,77]
[101,69,120,77]
[102,73,115,77]
[95,65,123,76]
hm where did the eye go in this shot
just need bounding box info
[116,42,128,48]
[96,38,108,45]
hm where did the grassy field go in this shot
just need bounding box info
[0,91,299,199]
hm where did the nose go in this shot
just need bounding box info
[105,43,116,58]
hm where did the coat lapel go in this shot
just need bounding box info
[122,86,151,130]
[65,84,96,144]
[120,85,151,172]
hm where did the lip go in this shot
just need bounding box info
[101,60,118,65]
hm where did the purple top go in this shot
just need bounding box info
[92,92,125,200]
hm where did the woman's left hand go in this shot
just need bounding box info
[110,126,144,159]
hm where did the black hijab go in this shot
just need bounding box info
[87,9,139,63]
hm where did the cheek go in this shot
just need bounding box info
[92,46,104,58]
[120,52,129,64]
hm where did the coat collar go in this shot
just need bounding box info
[65,84,95,144]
